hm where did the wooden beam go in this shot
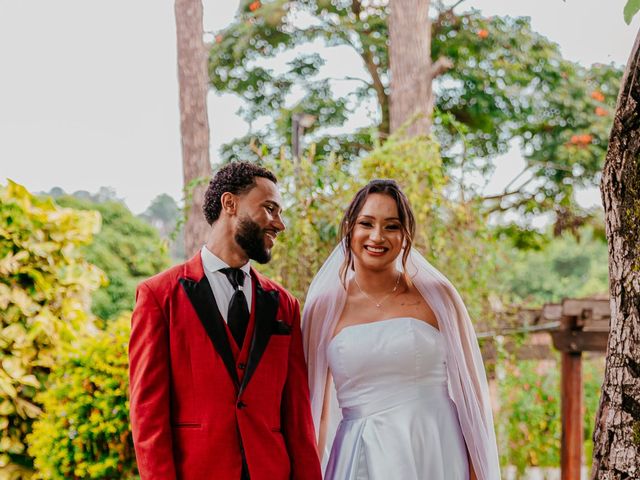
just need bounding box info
[551,330,609,353]
[581,318,610,332]
[562,298,610,318]
[542,303,563,322]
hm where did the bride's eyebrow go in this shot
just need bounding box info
[358,214,400,221]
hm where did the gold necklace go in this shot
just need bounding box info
[354,272,401,308]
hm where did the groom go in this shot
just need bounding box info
[129,162,321,480]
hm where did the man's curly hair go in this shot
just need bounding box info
[203,161,278,225]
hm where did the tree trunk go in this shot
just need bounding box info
[591,29,640,480]
[175,0,212,258]
[388,0,432,136]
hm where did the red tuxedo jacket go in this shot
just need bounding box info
[129,253,322,480]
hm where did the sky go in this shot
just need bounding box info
[1,0,639,214]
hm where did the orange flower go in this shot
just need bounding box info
[591,90,605,102]
[569,134,593,147]
[477,29,489,39]
[249,0,261,12]
[595,106,608,116]
[215,34,223,44]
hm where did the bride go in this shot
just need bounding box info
[302,179,500,480]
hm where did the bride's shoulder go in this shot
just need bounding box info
[304,284,345,310]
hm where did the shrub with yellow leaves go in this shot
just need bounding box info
[28,315,136,479]
[0,180,104,477]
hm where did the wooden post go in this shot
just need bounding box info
[482,298,609,479]
[550,299,610,480]
[561,351,583,480]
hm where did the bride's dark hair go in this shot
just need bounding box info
[339,179,416,287]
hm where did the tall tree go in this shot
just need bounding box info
[209,2,621,231]
[388,0,450,136]
[175,0,212,257]
[388,0,431,135]
[591,30,640,480]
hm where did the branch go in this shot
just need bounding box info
[481,188,526,202]
[360,43,389,134]
[481,157,578,206]
[330,76,372,87]
[430,56,454,79]
[249,138,267,161]
[344,141,374,152]
[529,160,574,172]
[351,0,362,18]
[458,142,469,202]
[484,192,542,214]
[502,166,532,193]
[481,172,537,202]
[432,0,467,31]
[446,0,468,13]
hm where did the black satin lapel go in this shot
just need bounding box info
[240,283,279,394]
[179,277,239,388]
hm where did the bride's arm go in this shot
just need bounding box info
[468,450,478,480]
[317,372,332,458]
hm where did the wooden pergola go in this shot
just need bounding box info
[480,297,610,480]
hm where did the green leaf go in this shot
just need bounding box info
[624,0,640,24]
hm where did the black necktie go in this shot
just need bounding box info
[220,268,250,348]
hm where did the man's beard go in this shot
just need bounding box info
[235,216,272,264]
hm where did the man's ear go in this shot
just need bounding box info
[220,192,237,215]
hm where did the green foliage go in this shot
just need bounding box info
[258,129,499,325]
[209,2,622,226]
[624,0,640,24]
[259,151,357,301]
[498,358,603,474]
[28,315,136,480]
[0,181,104,476]
[432,14,617,176]
[498,228,609,306]
[54,196,171,321]
[139,193,185,261]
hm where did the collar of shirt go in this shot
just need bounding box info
[200,246,252,323]
[201,246,251,278]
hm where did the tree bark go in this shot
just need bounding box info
[175,0,212,257]
[388,0,432,136]
[591,28,640,480]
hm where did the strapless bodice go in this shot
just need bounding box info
[327,317,447,410]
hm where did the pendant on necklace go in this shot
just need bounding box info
[375,303,381,308]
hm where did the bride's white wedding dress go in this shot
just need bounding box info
[325,317,469,480]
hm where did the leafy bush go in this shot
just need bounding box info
[28,315,136,479]
[259,151,357,302]
[499,228,609,306]
[498,357,604,474]
[0,180,104,477]
[54,196,171,321]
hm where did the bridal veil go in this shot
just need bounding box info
[301,243,501,480]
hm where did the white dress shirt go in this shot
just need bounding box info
[200,246,252,323]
